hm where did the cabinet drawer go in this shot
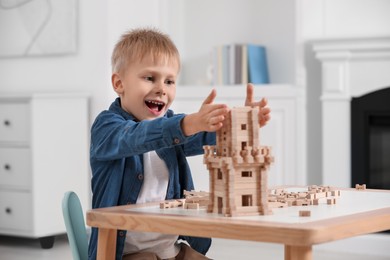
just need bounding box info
[0,148,31,188]
[0,191,32,231]
[0,103,30,143]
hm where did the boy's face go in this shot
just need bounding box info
[112,54,179,121]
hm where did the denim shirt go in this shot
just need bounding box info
[88,98,215,260]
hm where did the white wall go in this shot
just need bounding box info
[301,0,390,39]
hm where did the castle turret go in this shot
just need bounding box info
[203,106,274,217]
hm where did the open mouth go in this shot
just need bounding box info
[145,100,165,112]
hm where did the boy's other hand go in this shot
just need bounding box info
[245,83,271,127]
[182,89,230,136]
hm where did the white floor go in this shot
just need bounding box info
[1,234,389,260]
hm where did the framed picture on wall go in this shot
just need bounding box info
[0,0,78,57]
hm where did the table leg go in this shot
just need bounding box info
[97,228,117,260]
[284,245,312,260]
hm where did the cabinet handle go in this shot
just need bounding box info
[5,207,12,214]
[3,120,10,126]
[4,164,11,170]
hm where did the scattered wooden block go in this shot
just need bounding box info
[331,190,341,197]
[299,210,311,217]
[160,199,185,209]
[185,203,200,210]
[355,184,366,190]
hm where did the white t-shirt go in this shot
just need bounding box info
[123,151,180,259]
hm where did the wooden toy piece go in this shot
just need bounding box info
[160,199,185,209]
[268,186,341,208]
[306,193,316,200]
[185,203,200,210]
[184,190,209,207]
[184,190,209,197]
[314,192,327,199]
[299,210,311,217]
[331,190,341,197]
[293,199,312,206]
[203,106,274,217]
[355,184,367,190]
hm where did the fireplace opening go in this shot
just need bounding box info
[351,87,390,190]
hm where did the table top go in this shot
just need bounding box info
[87,187,390,246]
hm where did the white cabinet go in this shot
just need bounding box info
[0,93,90,248]
[172,85,304,191]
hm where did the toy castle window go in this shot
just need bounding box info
[241,124,247,130]
[218,197,223,214]
[217,169,223,180]
[241,142,247,150]
[242,195,253,206]
[242,171,252,177]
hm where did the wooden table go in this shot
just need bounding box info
[86,187,390,260]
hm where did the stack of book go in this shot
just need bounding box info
[211,43,269,86]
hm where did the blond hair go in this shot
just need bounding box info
[111,28,180,74]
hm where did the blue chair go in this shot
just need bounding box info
[62,191,89,260]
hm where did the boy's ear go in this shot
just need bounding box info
[112,73,124,94]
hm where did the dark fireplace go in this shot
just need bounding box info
[351,87,390,190]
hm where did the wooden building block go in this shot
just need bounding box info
[314,192,327,199]
[160,199,185,209]
[299,210,311,217]
[331,190,341,197]
[185,203,200,210]
[355,184,367,190]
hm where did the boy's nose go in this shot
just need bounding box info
[155,81,166,95]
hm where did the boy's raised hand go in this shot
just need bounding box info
[182,89,230,136]
[245,83,271,127]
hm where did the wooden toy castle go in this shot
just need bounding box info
[203,106,274,217]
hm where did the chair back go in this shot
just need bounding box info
[62,191,89,260]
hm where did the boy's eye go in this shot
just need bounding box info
[165,80,175,85]
[145,76,154,82]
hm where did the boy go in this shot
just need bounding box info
[89,28,271,260]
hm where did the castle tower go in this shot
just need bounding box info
[203,106,273,217]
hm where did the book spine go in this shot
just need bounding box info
[247,44,269,84]
[241,45,248,84]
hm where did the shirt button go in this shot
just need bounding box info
[173,138,180,144]
[118,231,125,237]
[137,174,144,181]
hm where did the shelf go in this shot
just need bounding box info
[163,0,296,85]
